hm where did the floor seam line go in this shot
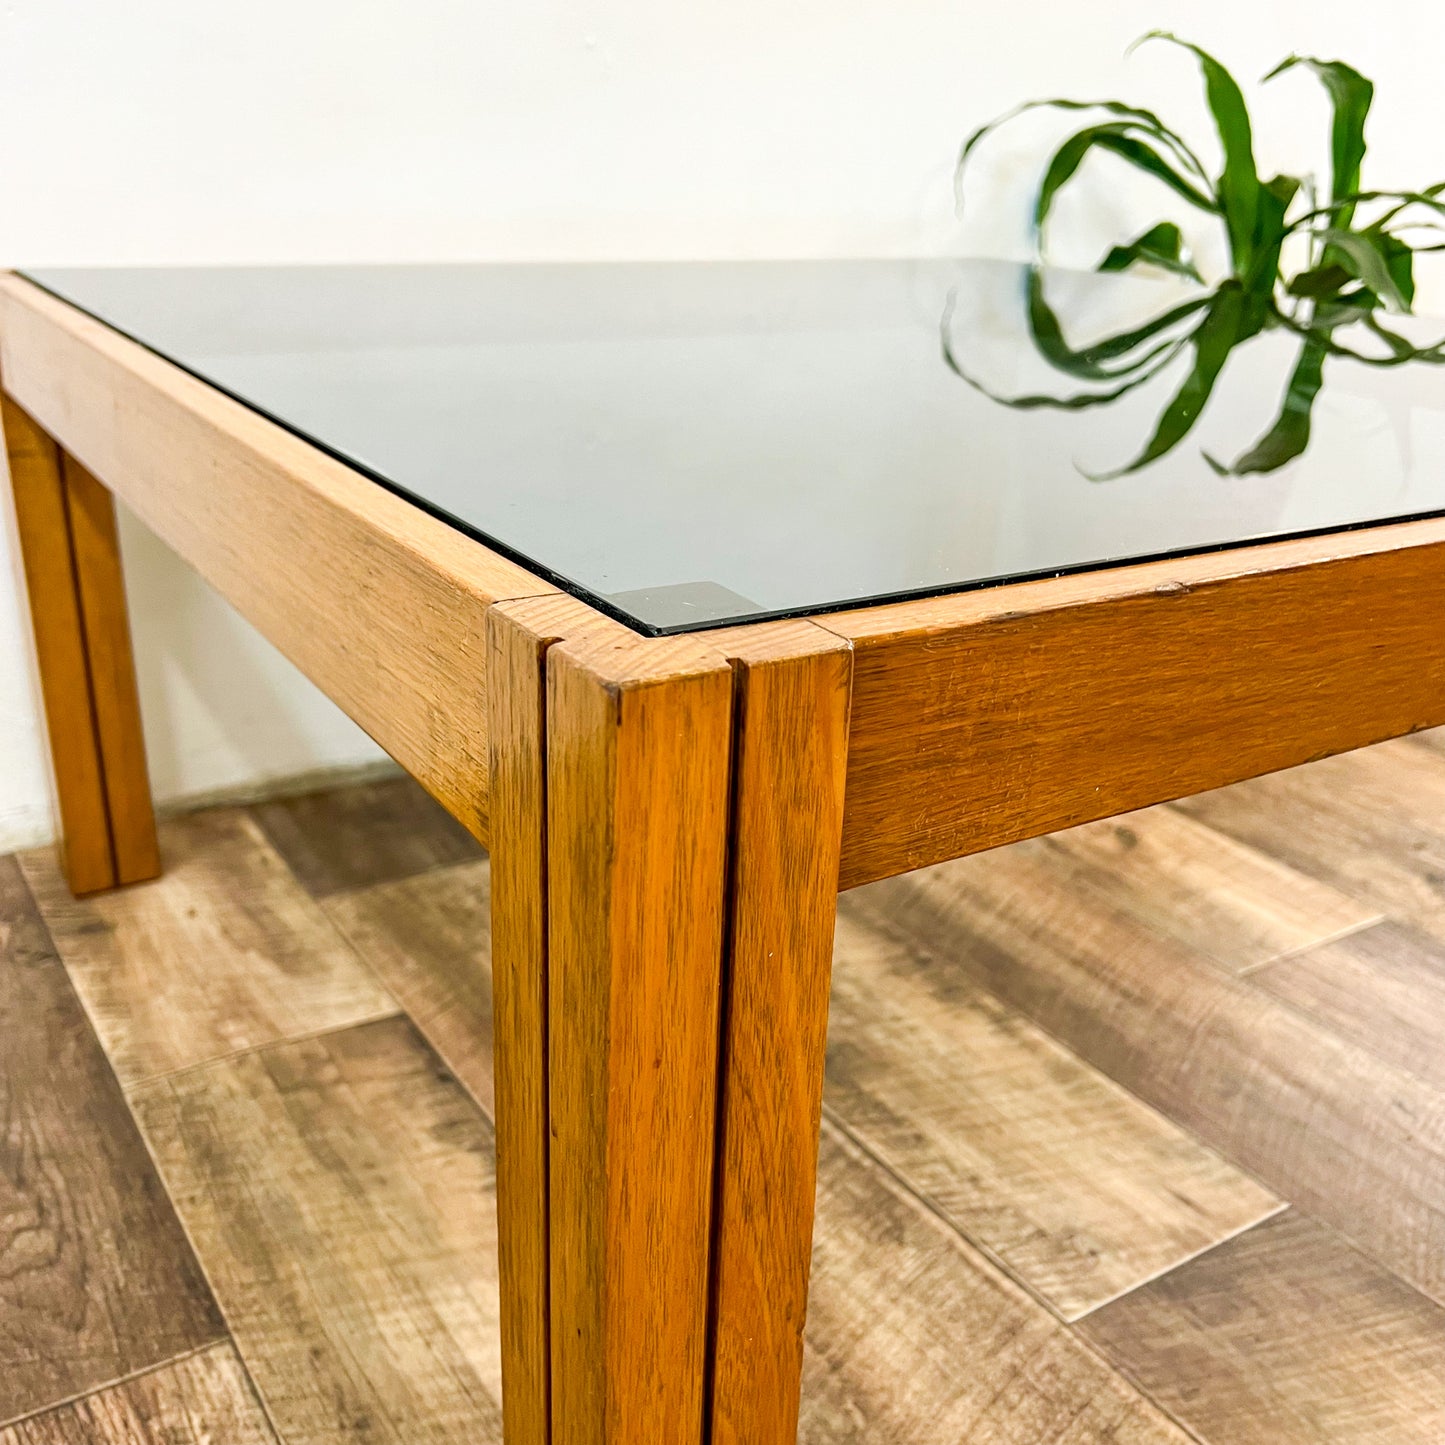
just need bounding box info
[0,1339,225,1434]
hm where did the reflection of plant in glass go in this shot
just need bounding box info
[947,32,1445,477]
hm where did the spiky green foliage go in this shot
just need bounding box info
[950,34,1445,476]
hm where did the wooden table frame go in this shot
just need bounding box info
[6,269,1445,1445]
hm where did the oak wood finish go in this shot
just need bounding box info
[130,1016,506,1445]
[485,597,563,1445]
[799,1119,1191,1445]
[1,391,114,894]
[323,858,495,1111]
[706,622,851,1445]
[0,273,557,843]
[858,840,1445,1306]
[826,893,1282,1319]
[1080,1211,1445,1444]
[0,854,224,1427]
[15,751,1445,1441]
[1045,804,1379,972]
[0,1345,278,1445]
[59,454,159,885]
[545,625,734,1445]
[20,810,396,1086]
[824,518,1445,888]
[253,774,483,898]
[17,261,1445,1443]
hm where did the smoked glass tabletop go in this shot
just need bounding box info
[24,260,1445,634]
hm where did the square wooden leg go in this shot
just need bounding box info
[489,599,735,1445]
[488,599,559,1445]
[544,628,734,1444]
[2,391,158,895]
[707,624,851,1445]
[488,601,851,1445]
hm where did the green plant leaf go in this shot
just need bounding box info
[1093,133,1221,211]
[1275,308,1445,366]
[1265,57,1373,226]
[1034,124,1218,241]
[1287,262,1355,298]
[941,346,1186,411]
[1026,268,1213,380]
[1100,221,1204,281]
[1319,227,1412,311]
[1360,311,1423,360]
[1137,32,1262,274]
[952,37,1445,480]
[1088,281,1247,477]
[1288,187,1445,234]
[955,96,1211,211]
[1378,230,1417,307]
[1244,173,1302,317]
[940,289,1192,408]
[1206,335,1327,474]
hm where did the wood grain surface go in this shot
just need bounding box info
[1,391,114,894]
[0,1345,276,1445]
[324,859,494,1112]
[545,627,734,1445]
[1045,804,1378,972]
[130,1016,505,1445]
[799,1120,1191,1445]
[11,740,1445,1440]
[857,841,1445,1307]
[60,454,159,886]
[0,273,557,843]
[1178,739,1445,942]
[253,775,482,898]
[483,597,586,1445]
[21,810,396,1085]
[1252,921,1445,1091]
[707,623,852,1445]
[824,518,1445,888]
[1080,1211,1445,1445]
[827,893,1281,1319]
[0,855,223,1427]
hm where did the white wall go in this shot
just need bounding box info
[2,0,1442,846]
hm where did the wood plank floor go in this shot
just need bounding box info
[0,857,225,1430]
[1079,1211,1445,1445]
[20,810,398,1086]
[0,1346,277,1445]
[6,731,1445,1440]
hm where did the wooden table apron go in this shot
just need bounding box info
[6,268,1445,1445]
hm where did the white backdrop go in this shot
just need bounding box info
[2,0,1441,846]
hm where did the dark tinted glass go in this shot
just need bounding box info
[27,261,1445,633]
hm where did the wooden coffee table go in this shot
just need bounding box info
[4,262,1444,1445]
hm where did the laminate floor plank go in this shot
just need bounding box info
[851,841,1445,1307]
[21,810,398,1086]
[0,856,225,1427]
[1251,921,1445,1093]
[1079,1211,1445,1445]
[1401,725,1445,757]
[799,1120,1192,1445]
[322,860,493,1115]
[252,775,483,899]
[1045,804,1379,972]
[1175,740,1445,942]
[0,1344,277,1445]
[826,902,1281,1319]
[129,1015,503,1445]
